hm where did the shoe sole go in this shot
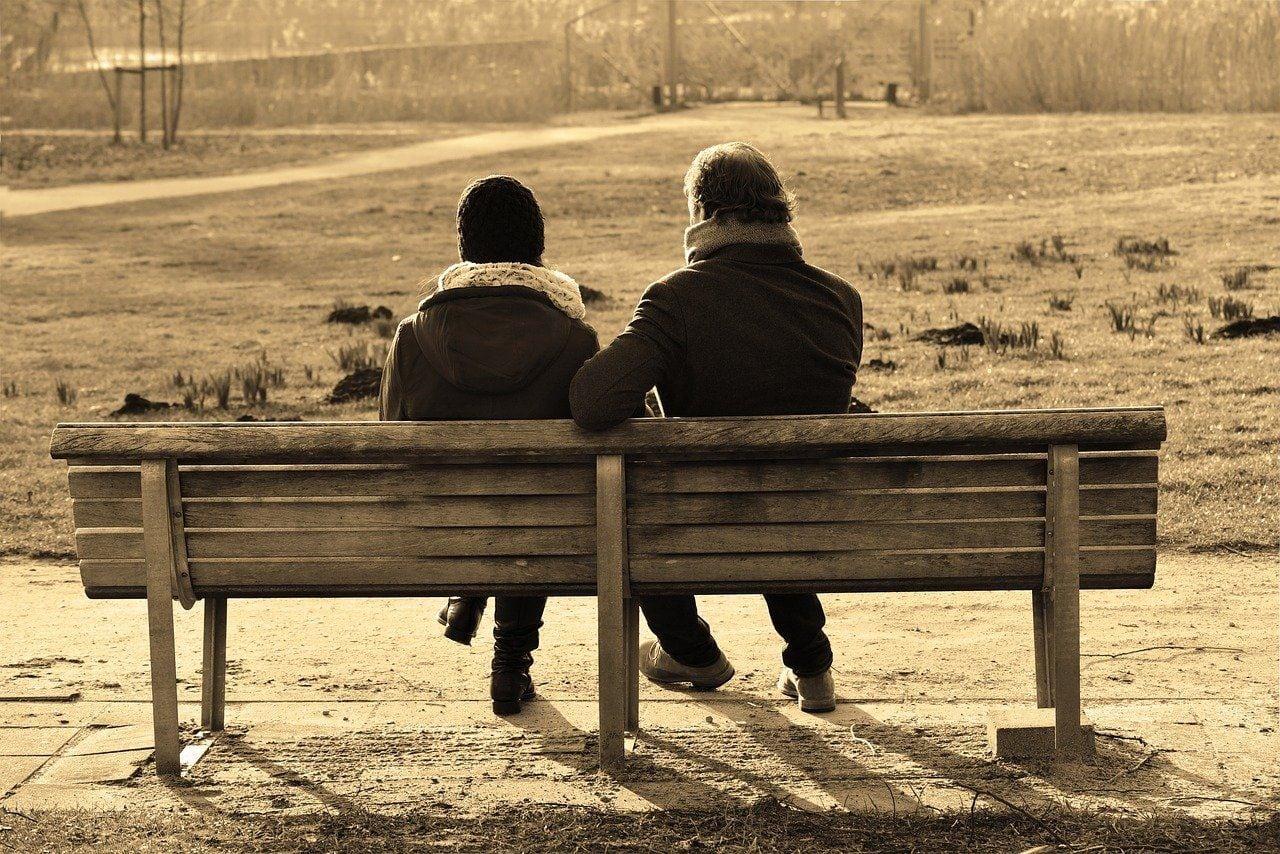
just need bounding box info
[643,662,735,691]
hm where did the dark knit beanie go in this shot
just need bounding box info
[456,175,545,266]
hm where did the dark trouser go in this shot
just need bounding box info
[639,593,833,677]
[492,595,546,670]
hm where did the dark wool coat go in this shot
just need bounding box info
[569,242,862,429]
[380,285,599,422]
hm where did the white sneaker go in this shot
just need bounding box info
[777,667,836,712]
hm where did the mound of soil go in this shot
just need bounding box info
[914,322,983,346]
[580,285,607,305]
[112,393,174,416]
[328,368,382,403]
[1212,315,1280,339]
[327,305,394,324]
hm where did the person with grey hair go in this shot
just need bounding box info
[570,142,863,712]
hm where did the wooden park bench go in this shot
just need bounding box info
[50,407,1164,775]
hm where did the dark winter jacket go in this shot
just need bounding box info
[380,285,599,422]
[569,242,862,429]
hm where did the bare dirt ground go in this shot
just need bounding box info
[1,104,1277,847]
[1,552,1276,825]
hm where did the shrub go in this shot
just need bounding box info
[978,317,1040,354]
[55,379,77,406]
[943,277,971,294]
[1048,331,1067,360]
[1048,293,1075,312]
[328,341,388,372]
[1105,301,1139,334]
[203,372,232,409]
[2,381,18,398]
[1183,315,1207,345]
[1155,283,1202,307]
[1220,267,1254,290]
[1208,295,1254,321]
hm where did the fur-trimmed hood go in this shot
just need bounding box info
[424,262,586,320]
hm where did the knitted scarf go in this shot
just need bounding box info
[425,262,586,320]
[683,216,804,264]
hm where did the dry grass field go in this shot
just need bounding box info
[2,104,1278,558]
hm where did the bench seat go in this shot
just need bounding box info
[50,407,1165,774]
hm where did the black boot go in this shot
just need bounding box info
[437,596,487,646]
[491,652,535,716]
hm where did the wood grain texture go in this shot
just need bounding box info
[78,526,594,560]
[630,457,1046,493]
[1047,444,1085,758]
[629,518,1152,555]
[72,485,1154,528]
[50,408,1167,461]
[77,546,1154,598]
[181,496,595,529]
[596,455,629,771]
[179,464,594,497]
[140,461,181,776]
[201,596,227,731]
[628,489,1047,524]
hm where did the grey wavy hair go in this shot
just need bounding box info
[683,142,796,224]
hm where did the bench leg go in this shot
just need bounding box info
[598,590,628,771]
[1032,589,1054,708]
[145,562,181,775]
[1047,444,1087,759]
[625,597,640,733]
[201,596,228,732]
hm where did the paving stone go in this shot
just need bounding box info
[987,707,1096,758]
[0,755,49,797]
[0,726,78,756]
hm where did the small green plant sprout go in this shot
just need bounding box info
[943,277,971,294]
[1048,292,1075,312]
[1220,267,1254,290]
[1182,314,1207,345]
[1208,295,1254,321]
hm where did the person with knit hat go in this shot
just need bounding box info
[380,175,599,716]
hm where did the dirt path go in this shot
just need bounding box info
[1,553,1275,818]
[0,114,695,218]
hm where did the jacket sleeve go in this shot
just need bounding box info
[570,278,683,431]
[378,322,409,421]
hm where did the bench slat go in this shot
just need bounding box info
[80,555,596,597]
[71,485,1156,529]
[77,526,595,559]
[627,454,1155,494]
[77,546,1154,598]
[629,546,1155,588]
[629,517,1152,555]
[69,463,594,499]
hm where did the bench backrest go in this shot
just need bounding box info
[50,408,1164,601]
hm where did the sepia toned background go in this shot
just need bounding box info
[2,1,1277,851]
